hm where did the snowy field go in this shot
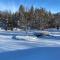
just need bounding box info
[0,28,60,60]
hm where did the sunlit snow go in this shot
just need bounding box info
[0,29,60,53]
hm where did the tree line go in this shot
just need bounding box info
[0,5,60,30]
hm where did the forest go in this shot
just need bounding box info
[0,5,60,30]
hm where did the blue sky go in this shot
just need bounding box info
[0,0,60,13]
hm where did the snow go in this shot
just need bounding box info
[0,30,60,53]
[0,28,5,31]
[0,28,60,60]
[13,28,23,31]
[16,36,38,41]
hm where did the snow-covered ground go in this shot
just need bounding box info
[0,28,60,60]
[0,29,60,53]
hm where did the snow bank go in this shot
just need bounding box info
[16,36,38,41]
[13,28,23,31]
[0,28,5,31]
